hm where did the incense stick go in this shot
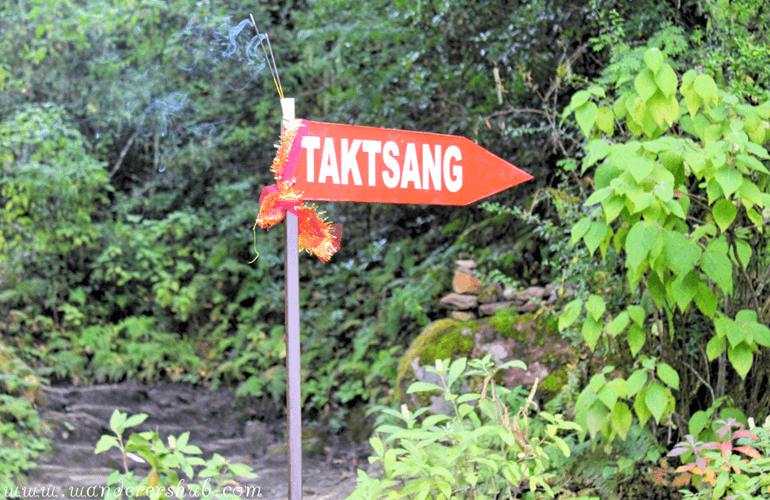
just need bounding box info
[249,15,284,99]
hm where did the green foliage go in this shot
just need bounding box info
[562,47,770,435]
[95,409,256,500]
[0,341,49,495]
[350,356,582,499]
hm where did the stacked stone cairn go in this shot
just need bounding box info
[439,259,561,320]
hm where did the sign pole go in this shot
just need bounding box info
[280,97,302,500]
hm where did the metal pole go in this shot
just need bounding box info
[280,97,302,500]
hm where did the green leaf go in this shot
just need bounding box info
[407,381,443,394]
[570,217,591,246]
[584,186,614,206]
[596,106,615,134]
[585,295,606,321]
[447,357,466,387]
[583,221,609,255]
[559,298,583,331]
[628,305,645,326]
[582,316,603,351]
[571,90,591,108]
[736,154,769,173]
[655,65,677,97]
[715,168,743,198]
[693,74,717,102]
[611,402,633,440]
[607,311,630,337]
[644,48,664,73]
[627,324,646,357]
[713,199,737,232]
[706,335,726,361]
[626,370,647,396]
[700,248,733,296]
[656,363,680,390]
[586,402,610,440]
[95,435,119,454]
[124,414,148,429]
[728,342,754,379]
[635,68,657,102]
[694,282,717,318]
[628,155,654,182]
[109,410,126,433]
[634,387,652,426]
[575,102,598,138]
[645,382,669,424]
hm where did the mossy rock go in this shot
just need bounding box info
[395,319,477,407]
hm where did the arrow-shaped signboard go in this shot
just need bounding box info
[290,120,532,205]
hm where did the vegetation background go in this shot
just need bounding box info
[2,0,770,497]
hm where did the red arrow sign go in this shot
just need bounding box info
[287,120,532,205]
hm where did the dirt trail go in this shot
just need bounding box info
[22,382,369,500]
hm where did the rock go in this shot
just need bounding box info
[477,284,502,304]
[502,284,517,301]
[518,286,546,301]
[450,311,476,321]
[396,319,476,405]
[452,270,483,294]
[518,301,541,313]
[439,293,478,310]
[478,301,519,316]
[454,259,477,270]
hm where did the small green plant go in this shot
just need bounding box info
[349,356,582,500]
[95,410,256,500]
[666,416,770,499]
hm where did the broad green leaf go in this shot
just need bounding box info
[628,305,646,325]
[655,65,677,96]
[596,106,615,134]
[713,199,737,232]
[611,402,633,440]
[570,217,591,245]
[626,369,647,396]
[648,92,679,128]
[627,324,645,357]
[607,311,630,337]
[625,220,649,272]
[585,294,606,321]
[582,316,603,351]
[407,381,443,394]
[635,68,657,102]
[597,384,618,410]
[603,195,625,223]
[688,411,710,438]
[706,334,726,361]
[644,48,664,72]
[628,154,655,182]
[109,410,126,432]
[586,402,610,440]
[582,139,611,171]
[736,154,769,173]
[95,435,119,454]
[559,298,583,331]
[693,74,717,102]
[732,238,752,268]
[694,282,717,318]
[700,248,733,296]
[575,102,598,138]
[124,414,148,429]
[656,363,680,390]
[645,382,669,424]
[728,342,754,379]
[634,387,652,426]
[682,84,703,118]
[670,270,699,310]
[447,357,466,387]
[715,168,743,198]
[583,221,609,255]
[570,90,591,108]
[584,186,614,206]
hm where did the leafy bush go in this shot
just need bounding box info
[560,47,770,442]
[350,356,582,499]
[667,416,770,499]
[0,341,49,494]
[95,410,256,500]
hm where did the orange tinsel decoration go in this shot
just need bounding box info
[256,119,340,263]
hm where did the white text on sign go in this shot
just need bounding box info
[301,137,463,192]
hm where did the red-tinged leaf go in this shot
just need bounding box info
[733,430,758,440]
[675,464,696,473]
[671,473,691,487]
[720,440,733,458]
[667,447,690,457]
[696,456,708,470]
[702,442,720,450]
[733,446,761,459]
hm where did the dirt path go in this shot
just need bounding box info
[22,383,369,500]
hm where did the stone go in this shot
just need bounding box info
[518,286,546,301]
[440,293,478,310]
[453,270,483,294]
[478,301,519,316]
[450,311,476,321]
[477,284,501,304]
[502,284,517,301]
[518,301,541,313]
[454,259,477,270]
